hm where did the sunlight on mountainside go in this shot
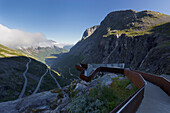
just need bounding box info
[0,44,24,57]
[103,22,170,37]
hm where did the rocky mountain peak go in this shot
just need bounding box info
[82,25,99,40]
[62,10,170,75]
[101,9,170,30]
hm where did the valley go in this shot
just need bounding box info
[0,44,68,102]
[17,45,68,63]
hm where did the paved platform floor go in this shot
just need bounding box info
[137,82,170,113]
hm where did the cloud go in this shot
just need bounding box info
[0,24,48,49]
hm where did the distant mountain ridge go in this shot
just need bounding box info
[16,39,74,63]
[0,23,73,62]
[17,45,67,63]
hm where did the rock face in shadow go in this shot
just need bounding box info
[82,25,99,40]
[53,10,170,75]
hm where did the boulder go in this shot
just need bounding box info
[98,75,113,86]
[0,91,59,113]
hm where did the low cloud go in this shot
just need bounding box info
[0,24,48,49]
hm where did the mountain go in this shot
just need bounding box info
[47,10,170,76]
[17,39,74,63]
[63,44,74,50]
[0,44,68,102]
[18,45,67,63]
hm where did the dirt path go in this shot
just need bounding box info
[18,57,31,99]
[137,81,170,113]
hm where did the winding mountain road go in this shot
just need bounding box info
[49,69,62,89]
[17,56,67,98]
[49,69,69,98]
[18,57,31,99]
[32,68,48,95]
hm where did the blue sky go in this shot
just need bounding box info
[0,0,170,44]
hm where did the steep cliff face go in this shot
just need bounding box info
[82,25,99,40]
[51,10,170,76]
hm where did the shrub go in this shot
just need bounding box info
[68,95,107,113]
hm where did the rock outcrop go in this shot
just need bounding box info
[82,25,99,40]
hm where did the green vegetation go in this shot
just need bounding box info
[110,78,138,100]
[0,57,27,102]
[89,78,137,110]
[68,78,138,112]
[103,28,151,37]
[157,40,170,48]
[0,44,24,57]
[68,95,107,113]
[150,22,170,36]
[45,56,57,58]
[103,22,170,37]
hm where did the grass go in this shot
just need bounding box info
[45,56,57,58]
[0,68,24,102]
[103,22,170,38]
[68,78,138,112]
[0,44,24,57]
[150,22,170,36]
[89,78,138,111]
[103,29,151,37]
[157,40,170,48]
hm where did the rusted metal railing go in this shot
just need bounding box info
[132,70,170,96]
[76,64,170,112]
